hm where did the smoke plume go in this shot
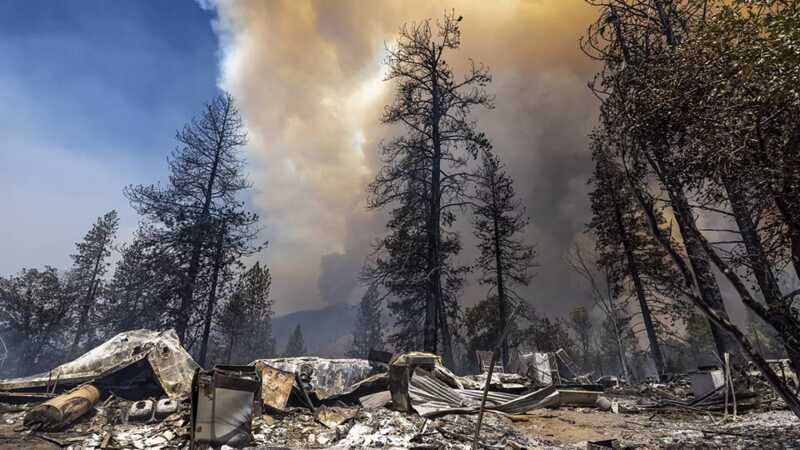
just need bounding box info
[208,0,602,316]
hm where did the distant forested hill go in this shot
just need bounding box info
[271,303,356,357]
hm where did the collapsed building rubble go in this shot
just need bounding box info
[1,330,800,449]
[0,329,198,401]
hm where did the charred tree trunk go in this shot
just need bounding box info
[609,187,665,379]
[722,174,800,374]
[69,253,104,356]
[176,120,226,343]
[773,194,800,279]
[649,149,735,361]
[425,140,442,355]
[425,60,444,357]
[606,275,631,382]
[493,211,510,367]
[653,0,677,46]
[438,296,455,369]
[198,225,227,367]
[623,161,694,287]
[613,321,630,381]
[610,0,733,361]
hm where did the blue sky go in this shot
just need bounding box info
[0,1,613,320]
[0,1,220,274]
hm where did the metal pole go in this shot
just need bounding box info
[472,304,522,449]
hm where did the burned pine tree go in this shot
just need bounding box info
[583,2,737,363]
[124,93,256,346]
[67,210,119,356]
[348,283,384,358]
[364,153,467,355]
[630,0,800,375]
[101,228,181,335]
[216,262,274,364]
[588,142,683,380]
[196,208,263,366]
[282,324,307,358]
[471,153,536,366]
[366,11,493,361]
[583,0,800,415]
[0,267,72,375]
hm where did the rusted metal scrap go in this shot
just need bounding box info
[23,383,101,431]
[251,356,380,400]
[255,361,295,411]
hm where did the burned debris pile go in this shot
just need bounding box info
[0,329,198,402]
[1,331,799,449]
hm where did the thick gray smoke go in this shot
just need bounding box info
[208,0,602,316]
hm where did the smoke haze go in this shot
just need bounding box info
[208,0,602,316]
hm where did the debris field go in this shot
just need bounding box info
[1,329,798,450]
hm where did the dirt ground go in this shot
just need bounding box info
[0,408,89,450]
[508,407,800,449]
[512,408,644,445]
[0,421,58,450]
[3,401,800,449]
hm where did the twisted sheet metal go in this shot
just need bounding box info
[409,368,565,417]
[0,329,198,399]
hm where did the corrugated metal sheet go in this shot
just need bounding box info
[251,357,382,399]
[409,368,585,417]
[0,329,198,399]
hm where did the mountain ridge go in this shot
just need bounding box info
[272,302,356,357]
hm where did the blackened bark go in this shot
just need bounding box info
[176,105,228,343]
[69,253,104,356]
[653,0,677,46]
[198,225,226,367]
[608,177,664,379]
[425,113,441,354]
[608,299,631,382]
[425,57,446,359]
[722,174,800,374]
[625,167,694,287]
[438,297,455,368]
[773,194,800,279]
[651,149,734,360]
[492,212,509,367]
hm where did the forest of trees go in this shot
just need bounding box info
[581,0,800,413]
[359,2,800,393]
[363,11,537,368]
[0,93,275,376]
[3,5,799,410]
